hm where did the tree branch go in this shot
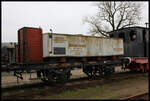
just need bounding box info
[83,2,142,37]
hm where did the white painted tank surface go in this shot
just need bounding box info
[43,33,124,57]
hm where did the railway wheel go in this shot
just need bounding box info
[102,66,114,78]
[83,65,107,78]
[42,68,71,84]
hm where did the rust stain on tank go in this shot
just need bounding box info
[113,48,123,51]
[54,37,66,43]
[68,43,86,47]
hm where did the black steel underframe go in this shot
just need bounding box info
[2,57,129,72]
[1,57,130,84]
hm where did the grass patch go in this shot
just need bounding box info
[2,72,13,76]
[41,76,148,100]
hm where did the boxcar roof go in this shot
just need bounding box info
[18,27,42,31]
[43,32,123,40]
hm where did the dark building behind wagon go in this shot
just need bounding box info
[109,26,149,57]
[1,42,17,64]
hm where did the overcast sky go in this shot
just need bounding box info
[2,1,149,42]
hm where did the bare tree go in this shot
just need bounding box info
[83,1,142,37]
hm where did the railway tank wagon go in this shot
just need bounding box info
[41,33,127,83]
[109,26,149,72]
[2,27,130,84]
[1,43,17,65]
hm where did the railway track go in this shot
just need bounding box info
[120,91,149,100]
[2,71,148,91]
[1,68,127,88]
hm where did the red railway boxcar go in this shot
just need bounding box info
[18,27,43,64]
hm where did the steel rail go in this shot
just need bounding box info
[120,91,148,100]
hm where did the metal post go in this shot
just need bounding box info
[145,23,149,28]
[50,29,53,54]
[17,77,19,83]
[29,72,32,79]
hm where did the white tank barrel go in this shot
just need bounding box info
[43,33,124,57]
